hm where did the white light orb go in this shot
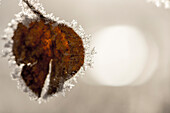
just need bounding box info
[87,26,150,86]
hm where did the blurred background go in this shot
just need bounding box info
[1,0,170,113]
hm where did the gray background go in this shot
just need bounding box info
[1,0,170,113]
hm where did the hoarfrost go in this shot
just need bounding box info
[147,0,170,8]
[1,0,95,103]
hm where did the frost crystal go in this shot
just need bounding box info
[1,0,94,103]
[147,0,170,8]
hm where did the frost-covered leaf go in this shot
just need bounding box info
[1,0,94,103]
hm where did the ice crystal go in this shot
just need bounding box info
[148,0,170,8]
[1,0,94,103]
